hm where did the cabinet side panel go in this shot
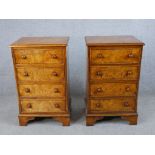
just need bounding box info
[11,48,21,114]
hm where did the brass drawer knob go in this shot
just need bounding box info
[125,87,130,92]
[54,88,59,93]
[27,103,32,109]
[54,103,60,108]
[96,103,101,108]
[51,54,58,59]
[52,72,58,76]
[128,53,134,58]
[25,88,30,93]
[97,53,104,58]
[21,55,27,59]
[24,72,29,77]
[96,71,103,76]
[124,102,129,107]
[96,88,103,92]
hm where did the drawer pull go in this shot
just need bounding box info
[51,54,58,59]
[25,88,30,93]
[27,103,32,109]
[123,102,129,107]
[97,53,104,58]
[52,72,58,76]
[21,55,27,59]
[125,87,130,92]
[126,71,133,76]
[54,103,60,108]
[54,88,60,93]
[24,72,29,77]
[96,88,103,93]
[96,103,101,108]
[128,53,135,58]
[96,71,103,76]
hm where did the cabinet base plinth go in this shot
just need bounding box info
[18,116,35,126]
[86,114,138,126]
[18,115,70,126]
[121,115,138,125]
[86,116,104,126]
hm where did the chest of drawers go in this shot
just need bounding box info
[85,36,144,125]
[10,37,70,126]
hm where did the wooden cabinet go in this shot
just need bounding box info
[10,37,70,126]
[85,36,144,125]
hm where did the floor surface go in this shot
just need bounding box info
[0,94,154,135]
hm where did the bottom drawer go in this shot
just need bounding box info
[20,99,66,113]
[89,98,136,113]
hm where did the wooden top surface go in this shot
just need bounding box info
[85,36,144,46]
[10,37,69,47]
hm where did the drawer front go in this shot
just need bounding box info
[90,66,139,81]
[90,83,137,97]
[20,99,66,113]
[89,98,136,113]
[19,84,65,98]
[13,48,65,64]
[16,67,65,82]
[90,47,141,65]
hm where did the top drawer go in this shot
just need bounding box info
[89,47,142,65]
[13,47,65,65]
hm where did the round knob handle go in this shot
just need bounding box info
[97,53,104,58]
[24,72,29,77]
[54,103,60,108]
[25,88,30,93]
[96,88,103,92]
[124,102,129,107]
[96,71,103,76]
[126,71,132,76]
[52,72,58,76]
[125,87,130,92]
[51,54,57,59]
[128,53,134,58]
[54,88,59,93]
[27,103,32,109]
[96,103,100,108]
[21,55,27,59]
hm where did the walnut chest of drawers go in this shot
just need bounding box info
[10,37,70,126]
[85,36,144,125]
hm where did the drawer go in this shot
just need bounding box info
[90,47,141,65]
[20,99,66,113]
[89,98,136,113]
[90,83,137,97]
[90,66,139,81]
[13,48,65,64]
[16,67,65,82]
[19,84,65,98]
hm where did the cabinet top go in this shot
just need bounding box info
[10,37,69,47]
[85,35,144,46]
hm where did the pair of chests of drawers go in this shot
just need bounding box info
[88,46,142,113]
[12,47,67,114]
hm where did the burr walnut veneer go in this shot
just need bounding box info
[10,37,70,126]
[85,36,144,125]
